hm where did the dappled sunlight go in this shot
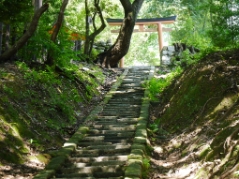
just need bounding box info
[149,55,239,178]
[212,97,236,115]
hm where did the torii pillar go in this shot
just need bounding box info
[157,22,163,52]
[107,16,177,67]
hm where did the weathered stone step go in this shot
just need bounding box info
[102,139,132,144]
[94,116,118,120]
[54,177,123,179]
[77,141,113,147]
[94,117,138,122]
[58,165,124,178]
[78,139,129,147]
[101,108,140,112]
[104,104,141,107]
[68,155,128,163]
[106,99,142,103]
[88,129,135,136]
[67,160,125,168]
[89,124,136,130]
[100,112,139,117]
[103,105,141,109]
[84,143,131,150]
[108,98,143,102]
[73,149,99,155]
[108,94,144,97]
[73,147,131,157]
[81,136,105,142]
[94,118,138,126]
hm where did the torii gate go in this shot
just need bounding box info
[106,16,177,67]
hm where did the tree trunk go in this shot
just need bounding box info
[88,0,106,56]
[32,0,43,62]
[84,0,106,57]
[0,23,3,56]
[5,24,10,51]
[84,0,91,55]
[0,3,49,62]
[103,0,144,68]
[34,0,43,11]
[45,0,69,66]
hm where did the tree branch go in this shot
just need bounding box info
[120,0,133,14]
[0,3,49,62]
[50,0,69,42]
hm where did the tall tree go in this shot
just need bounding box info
[0,3,49,62]
[103,0,145,68]
[0,23,3,56]
[4,25,10,51]
[34,0,43,11]
[84,0,106,56]
[209,0,239,47]
[45,0,69,67]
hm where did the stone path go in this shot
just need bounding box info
[34,66,154,179]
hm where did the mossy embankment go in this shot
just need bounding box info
[149,49,239,179]
[0,62,122,178]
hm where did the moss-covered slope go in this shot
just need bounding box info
[150,50,239,179]
[0,62,106,166]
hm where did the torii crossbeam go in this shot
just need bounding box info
[107,16,177,66]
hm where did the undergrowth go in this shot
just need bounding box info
[0,61,105,165]
[146,66,182,101]
[148,49,239,179]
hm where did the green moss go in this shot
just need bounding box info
[199,145,211,159]
[0,62,106,165]
[29,154,51,164]
[125,162,142,178]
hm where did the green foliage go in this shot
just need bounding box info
[0,0,32,23]
[146,67,182,101]
[171,49,200,68]
[208,0,239,48]
[0,61,104,164]
[142,158,150,178]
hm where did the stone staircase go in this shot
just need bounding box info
[34,66,154,179]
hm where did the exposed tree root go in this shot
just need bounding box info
[221,162,239,179]
[208,139,239,179]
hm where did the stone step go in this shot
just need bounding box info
[102,139,132,144]
[68,155,128,163]
[94,117,138,122]
[101,108,140,112]
[73,148,131,157]
[107,99,143,102]
[101,110,139,117]
[104,104,141,107]
[107,98,142,102]
[103,106,141,110]
[88,130,135,136]
[58,165,124,178]
[112,92,144,96]
[77,141,113,147]
[89,124,136,131]
[84,143,131,150]
[94,116,118,120]
[92,118,138,126]
[67,160,125,168]
[54,177,123,179]
[81,136,105,142]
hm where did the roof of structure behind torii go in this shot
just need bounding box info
[107,15,177,25]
